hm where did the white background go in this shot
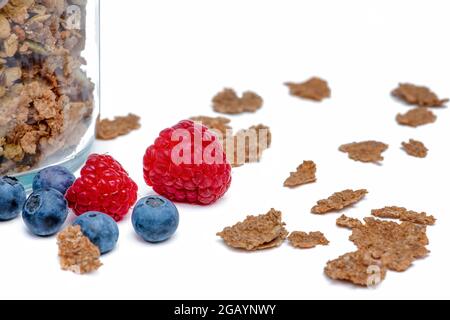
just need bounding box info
[1,0,450,300]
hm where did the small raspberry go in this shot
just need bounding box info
[143,120,232,205]
[66,154,138,222]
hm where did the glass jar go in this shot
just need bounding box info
[0,0,99,188]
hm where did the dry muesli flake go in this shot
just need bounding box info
[190,116,232,137]
[288,231,329,249]
[402,139,428,158]
[57,225,102,275]
[96,113,141,140]
[392,83,448,108]
[339,141,389,163]
[372,206,436,226]
[311,189,368,214]
[350,218,429,272]
[396,108,437,128]
[285,77,331,102]
[336,215,363,229]
[212,88,263,114]
[226,124,272,167]
[283,161,317,188]
[325,251,386,287]
[217,209,288,251]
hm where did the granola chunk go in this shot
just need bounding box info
[325,251,386,287]
[283,161,317,188]
[57,225,102,275]
[350,218,429,272]
[288,231,329,249]
[217,209,288,251]
[336,215,363,229]
[392,83,448,108]
[212,88,263,114]
[96,113,141,140]
[190,116,232,137]
[285,77,331,102]
[396,108,437,127]
[339,141,389,163]
[372,206,436,226]
[311,189,368,214]
[402,139,428,158]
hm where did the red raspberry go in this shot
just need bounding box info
[66,154,138,222]
[143,120,232,205]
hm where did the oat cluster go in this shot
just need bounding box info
[372,206,436,226]
[212,88,263,115]
[339,141,389,163]
[288,231,329,249]
[392,83,448,108]
[396,108,437,128]
[311,189,368,214]
[96,113,141,140]
[283,161,317,188]
[57,225,102,275]
[0,0,95,175]
[285,77,331,102]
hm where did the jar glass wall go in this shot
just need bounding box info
[0,0,100,188]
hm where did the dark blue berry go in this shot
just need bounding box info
[22,188,68,236]
[132,196,179,243]
[32,165,76,195]
[73,212,119,254]
[0,176,26,221]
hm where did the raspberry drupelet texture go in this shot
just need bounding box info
[143,120,232,205]
[66,154,138,222]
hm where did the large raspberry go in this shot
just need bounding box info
[66,154,138,222]
[143,120,232,205]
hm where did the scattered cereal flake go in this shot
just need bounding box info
[396,108,437,128]
[311,189,368,214]
[96,113,141,140]
[350,218,429,272]
[325,251,386,287]
[190,116,232,137]
[226,124,272,167]
[372,206,436,226]
[402,139,428,158]
[212,88,263,114]
[336,215,363,229]
[57,225,102,275]
[283,161,317,188]
[392,83,448,108]
[339,141,389,163]
[217,209,288,251]
[288,231,329,249]
[285,77,331,102]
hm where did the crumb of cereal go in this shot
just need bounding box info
[392,83,448,108]
[402,139,428,158]
[96,113,141,140]
[311,189,368,214]
[57,225,102,275]
[336,215,363,229]
[325,251,386,287]
[339,141,389,163]
[285,77,331,102]
[350,218,429,272]
[288,231,329,249]
[190,116,232,137]
[396,108,437,128]
[212,88,263,114]
[284,161,317,188]
[217,209,288,251]
[372,207,436,226]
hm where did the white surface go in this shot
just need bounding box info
[1,0,450,300]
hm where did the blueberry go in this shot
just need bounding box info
[73,212,119,254]
[32,165,76,195]
[0,176,26,221]
[22,188,69,236]
[132,196,179,243]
